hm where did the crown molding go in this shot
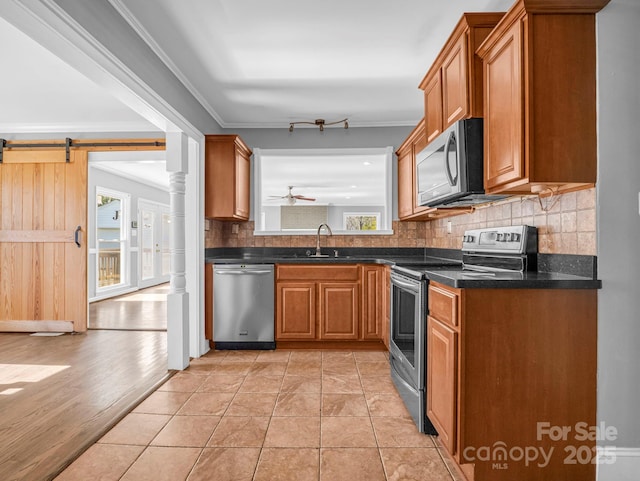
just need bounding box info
[223,119,420,129]
[108,0,227,128]
[0,121,161,134]
[1,0,204,140]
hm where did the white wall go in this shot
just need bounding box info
[88,166,169,300]
[596,0,640,478]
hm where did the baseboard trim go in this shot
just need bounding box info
[597,446,640,481]
[275,340,387,351]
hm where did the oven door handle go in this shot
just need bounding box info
[391,276,421,292]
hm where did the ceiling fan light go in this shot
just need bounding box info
[344,120,349,129]
[289,123,294,132]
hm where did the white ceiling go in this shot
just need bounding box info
[0,0,513,196]
[89,151,169,191]
[0,0,513,133]
[0,16,159,134]
[113,0,513,128]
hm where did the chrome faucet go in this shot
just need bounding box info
[315,223,333,256]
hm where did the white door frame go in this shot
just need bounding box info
[0,2,209,368]
[138,198,171,289]
[95,186,131,295]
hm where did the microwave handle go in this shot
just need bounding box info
[444,131,458,186]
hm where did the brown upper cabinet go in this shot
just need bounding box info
[477,0,610,195]
[396,119,427,220]
[204,134,251,220]
[419,13,505,143]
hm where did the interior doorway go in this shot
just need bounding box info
[89,283,168,331]
[87,150,170,332]
[139,199,171,289]
[96,188,130,292]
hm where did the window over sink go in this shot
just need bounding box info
[253,147,393,235]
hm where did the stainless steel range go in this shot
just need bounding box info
[389,258,458,435]
[389,225,538,434]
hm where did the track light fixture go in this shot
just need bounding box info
[288,118,349,132]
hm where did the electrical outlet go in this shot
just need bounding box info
[447,221,452,234]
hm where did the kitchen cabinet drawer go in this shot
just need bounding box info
[276,264,359,281]
[428,284,459,327]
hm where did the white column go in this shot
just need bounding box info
[166,131,190,370]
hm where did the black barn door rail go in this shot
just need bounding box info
[0,138,165,163]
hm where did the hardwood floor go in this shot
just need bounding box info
[89,283,168,331]
[0,330,169,481]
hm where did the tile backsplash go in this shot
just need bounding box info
[205,188,596,255]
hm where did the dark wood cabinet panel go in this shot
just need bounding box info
[397,144,415,220]
[382,266,391,350]
[428,283,459,328]
[423,73,443,143]
[427,281,598,481]
[396,119,429,221]
[204,135,251,220]
[319,282,359,340]
[427,316,457,455]
[362,265,384,340]
[482,18,524,191]
[419,13,504,143]
[234,148,251,219]
[442,34,467,127]
[275,264,385,346]
[276,282,316,340]
[478,2,606,195]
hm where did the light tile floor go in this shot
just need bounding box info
[56,350,460,481]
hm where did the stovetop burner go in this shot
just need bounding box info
[392,258,461,280]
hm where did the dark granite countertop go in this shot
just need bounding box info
[205,247,462,267]
[422,267,601,289]
[205,247,601,289]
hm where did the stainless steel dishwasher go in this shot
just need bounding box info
[213,264,275,350]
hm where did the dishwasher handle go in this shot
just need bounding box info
[215,270,273,275]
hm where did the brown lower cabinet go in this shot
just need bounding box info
[427,281,597,481]
[276,264,386,348]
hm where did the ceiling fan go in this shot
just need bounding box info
[268,186,316,205]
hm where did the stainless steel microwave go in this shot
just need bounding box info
[415,118,507,207]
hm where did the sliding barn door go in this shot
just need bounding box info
[0,149,87,332]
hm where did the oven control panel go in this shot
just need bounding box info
[462,225,537,254]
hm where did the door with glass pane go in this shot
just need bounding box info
[139,200,170,288]
[96,189,129,291]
